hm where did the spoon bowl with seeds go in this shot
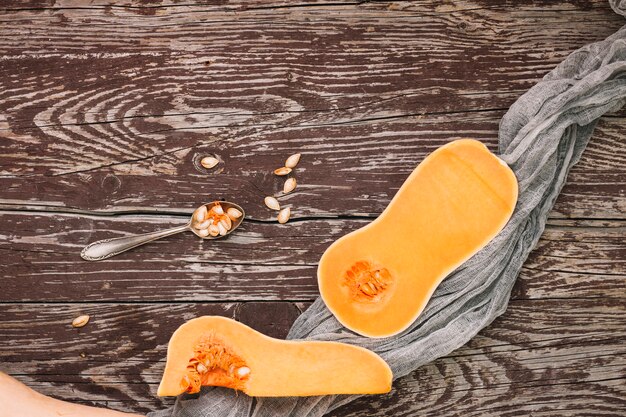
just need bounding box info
[81,201,245,261]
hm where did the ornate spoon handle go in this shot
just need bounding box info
[80,223,190,261]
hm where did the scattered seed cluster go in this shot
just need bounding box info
[197,152,301,227]
[264,153,301,224]
[192,203,242,238]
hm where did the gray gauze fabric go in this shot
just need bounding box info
[149,6,626,417]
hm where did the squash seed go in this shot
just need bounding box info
[360,283,375,296]
[195,220,211,230]
[219,217,232,231]
[264,196,280,211]
[274,167,292,176]
[198,228,210,237]
[277,207,291,224]
[72,315,90,328]
[283,177,297,194]
[236,366,251,378]
[196,363,208,374]
[212,204,224,215]
[217,222,228,236]
[227,207,243,220]
[208,224,219,236]
[200,156,219,169]
[194,205,208,222]
[285,153,301,169]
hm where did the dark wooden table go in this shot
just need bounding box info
[1,1,625,415]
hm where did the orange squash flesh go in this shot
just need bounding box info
[157,316,392,397]
[318,139,518,338]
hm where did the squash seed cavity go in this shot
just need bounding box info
[343,261,392,302]
[182,335,251,393]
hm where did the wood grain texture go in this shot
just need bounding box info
[330,298,626,417]
[1,1,625,220]
[1,299,624,415]
[1,213,623,301]
[0,302,306,413]
[0,115,624,219]
[1,0,624,416]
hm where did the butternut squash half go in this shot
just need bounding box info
[318,139,518,338]
[157,316,392,397]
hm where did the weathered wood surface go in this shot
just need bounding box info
[0,115,624,219]
[2,298,624,414]
[1,1,625,220]
[1,0,625,416]
[1,215,624,301]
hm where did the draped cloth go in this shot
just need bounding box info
[149,3,626,416]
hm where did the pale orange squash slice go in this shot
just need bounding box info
[157,316,392,397]
[318,139,518,338]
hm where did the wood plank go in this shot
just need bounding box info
[1,0,624,219]
[332,298,626,416]
[1,2,621,99]
[1,212,623,302]
[1,298,623,415]
[333,376,626,416]
[0,115,623,219]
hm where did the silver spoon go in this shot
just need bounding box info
[80,201,245,261]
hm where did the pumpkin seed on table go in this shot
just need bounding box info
[277,207,291,224]
[72,315,90,328]
[283,177,297,194]
[264,196,280,210]
[200,156,219,169]
[285,153,301,169]
[274,167,292,176]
